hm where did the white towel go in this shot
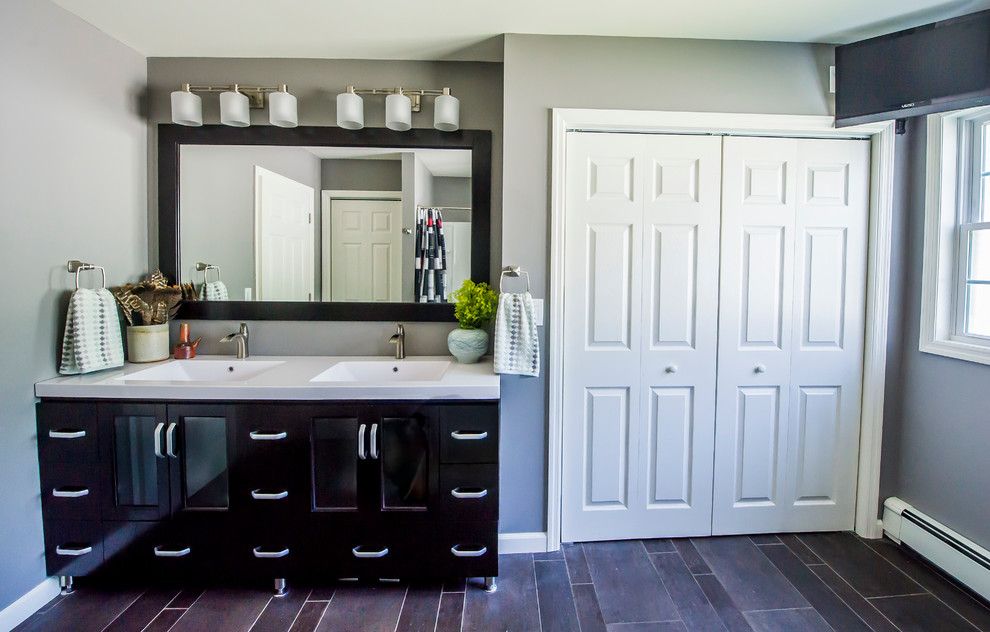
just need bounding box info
[199,281,229,301]
[494,291,540,377]
[59,288,124,375]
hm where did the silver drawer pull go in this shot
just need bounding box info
[250,430,287,441]
[154,546,191,558]
[451,544,488,558]
[52,487,90,498]
[251,489,289,500]
[451,430,488,441]
[451,487,488,499]
[253,546,290,559]
[352,546,389,559]
[48,429,86,439]
[55,545,92,557]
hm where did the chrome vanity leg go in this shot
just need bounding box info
[59,575,74,595]
[273,578,288,598]
[484,576,497,593]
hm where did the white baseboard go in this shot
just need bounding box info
[0,577,60,632]
[499,531,548,554]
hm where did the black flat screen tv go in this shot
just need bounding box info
[835,10,990,127]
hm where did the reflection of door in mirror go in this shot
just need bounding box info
[327,199,402,302]
[444,221,472,296]
[254,167,315,301]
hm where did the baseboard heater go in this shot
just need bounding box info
[883,497,990,602]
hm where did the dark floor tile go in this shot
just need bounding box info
[563,542,592,583]
[799,533,925,598]
[536,560,581,632]
[650,552,725,631]
[395,583,441,632]
[743,608,832,632]
[442,578,466,593]
[759,541,871,631]
[809,564,899,632]
[534,548,565,560]
[866,537,990,630]
[694,575,753,632]
[584,540,678,624]
[251,587,311,632]
[778,535,822,565]
[166,588,205,609]
[288,601,329,632]
[692,537,807,611]
[144,607,186,632]
[749,535,781,545]
[170,587,271,632]
[605,623,687,631]
[103,588,180,632]
[462,554,540,632]
[573,583,608,632]
[870,594,979,631]
[316,584,406,632]
[674,539,712,575]
[435,592,464,632]
[644,539,676,553]
[15,588,144,632]
[307,585,336,601]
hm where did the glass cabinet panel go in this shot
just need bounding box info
[312,417,360,510]
[181,416,229,509]
[380,417,429,510]
[113,415,160,508]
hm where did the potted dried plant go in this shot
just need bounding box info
[448,279,498,363]
[112,271,191,363]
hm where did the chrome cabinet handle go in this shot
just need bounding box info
[55,545,92,557]
[249,430,287,441]
[165,422,178,458]
[52,487,90,498]
[153,422,165,458]
[358,424,367,460]
[251,489,288,500]
[352,546,389,559]
[451,544,488,558]
[451,430,488,441]
[451,487,488,499]
[754,364,767,374]
[48,429,86,439]
[369,423,379,460]
[253,546,289,559]
[154,545,191,558]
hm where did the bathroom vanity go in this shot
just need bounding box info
[35,356,500,594]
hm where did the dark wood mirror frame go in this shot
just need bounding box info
[158,123,491,322]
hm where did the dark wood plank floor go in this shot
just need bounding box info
[17,533,990,632]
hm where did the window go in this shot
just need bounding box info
[920,107,990,364]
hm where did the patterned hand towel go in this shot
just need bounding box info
[494,291,540,377]
[199,281,229,301]
[59,288,124,375]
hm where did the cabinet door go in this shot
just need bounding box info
[371,405,438,514]
[167,404,235,514]
[311,406,366,512]
[99,403,170,521]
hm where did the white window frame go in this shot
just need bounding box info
[920,106,990,364]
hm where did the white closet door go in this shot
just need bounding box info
[712,136,869,534]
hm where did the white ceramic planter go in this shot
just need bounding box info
[448,328,489,364]
[126,323,170,363]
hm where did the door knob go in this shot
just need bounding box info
[665,365,678,374]
[754,364,767,374]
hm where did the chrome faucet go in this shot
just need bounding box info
[388,323,405,360]
[220,322,250,359]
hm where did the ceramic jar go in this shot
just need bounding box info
[447,328,488,364]
[126,323,170,363]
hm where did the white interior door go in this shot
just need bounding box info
[561,132,722,542]
[328,198,402,302]
[443,221,472,298]
[712,136,870,534]
[254,166,315,301]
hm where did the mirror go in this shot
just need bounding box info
[179,145,472,304]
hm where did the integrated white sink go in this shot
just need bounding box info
[311,359,451,383]
[117,360,285,383]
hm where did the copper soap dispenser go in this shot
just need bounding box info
[173,322,201,359]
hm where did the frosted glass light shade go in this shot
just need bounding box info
[336,90,364,130]
[434,92,459,132]
[385,92,412,131]
[170,89,202,126]
[219,89,250,127]
[269,89,297,128]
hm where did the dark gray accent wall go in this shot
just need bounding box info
[321,158,402,192]
[0,0,148,611]
[879,117,990,548]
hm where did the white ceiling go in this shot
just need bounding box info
[52,0,990,60]
[302,147,472,178]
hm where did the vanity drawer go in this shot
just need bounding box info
[435,522,498,578]
[103,517,223,579]
[40,463,101,520]
[44,519,103,577]
[234,518,303,578]
[440,465,498,520]
[439,405,499,464]
[313,517,427,580]
[37,402,99,464]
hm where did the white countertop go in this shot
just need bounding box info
[35,355,500,401]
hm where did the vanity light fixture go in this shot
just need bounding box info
[335,85,460,132]
[170,82,298,127]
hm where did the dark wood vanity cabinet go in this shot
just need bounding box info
[36,399,499,585]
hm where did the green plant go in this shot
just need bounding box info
[452,279,498,329]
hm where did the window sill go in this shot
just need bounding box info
[919,337,990,366]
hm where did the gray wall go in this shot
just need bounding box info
[0,0,148,611]
[500,34,835,532]
[433,177,472,208]
[181,145,321,299]
[879,117,990,548]
[321,159,402,192]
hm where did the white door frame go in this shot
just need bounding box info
[547,108,896,549]
[320,190,402,299]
